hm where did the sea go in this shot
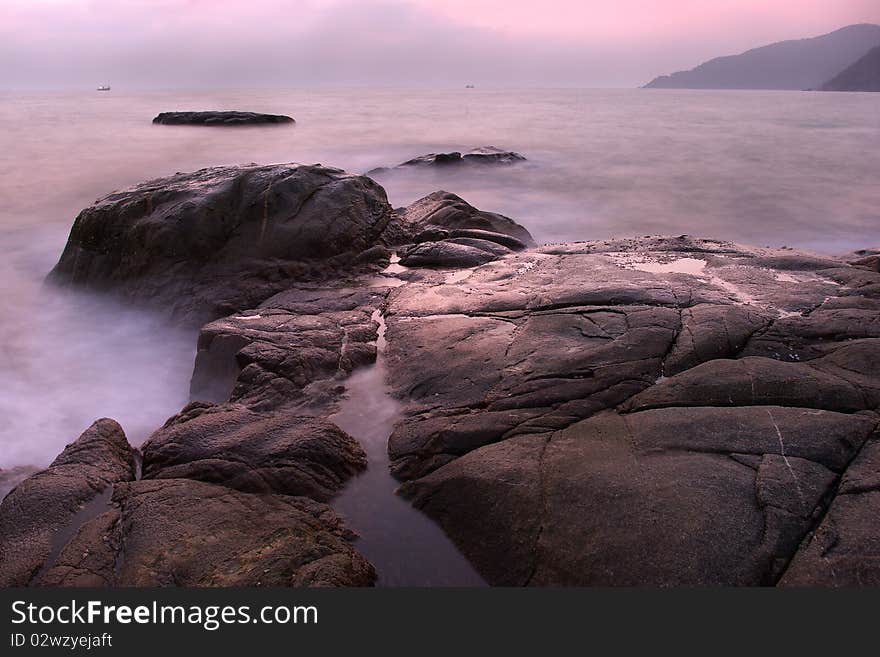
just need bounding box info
[1,87,878,471]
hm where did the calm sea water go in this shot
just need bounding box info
[1,88,878,469]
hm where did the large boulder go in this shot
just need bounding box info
[48,164,404,323]
[0,419,136,586]
[153,111,295,126]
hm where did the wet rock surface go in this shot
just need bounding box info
[395,191,535,269]
[387,235,880,586]
[153,111,295,126]
[48,163,404,324]
[0,419,136,586]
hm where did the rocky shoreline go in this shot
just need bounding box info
[2,161,879,587]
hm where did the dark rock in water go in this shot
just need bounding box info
[382,235,880,585]
[399,146,526,167]
[141,403,367,501]
[0,419,136,586]
[401,190,535,247]
[368,146,526,175]
[48,163,404,324]
[37,478,375,587]
[153,111,295,126]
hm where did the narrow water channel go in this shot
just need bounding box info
[331,309,486,587]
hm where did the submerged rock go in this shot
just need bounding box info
[48,163,404,324]
[369,146,526,175]
[153,111,295,126]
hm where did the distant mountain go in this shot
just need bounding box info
[820,45,880,91]
[644,23,880,90]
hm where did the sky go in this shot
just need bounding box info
[1,0,879,89]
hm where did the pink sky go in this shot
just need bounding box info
[410,0,880,41]
[2,0,879,88]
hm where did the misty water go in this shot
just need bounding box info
[1,87,878,476]
[331,310,485,586]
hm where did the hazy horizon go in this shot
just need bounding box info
[2,0,880,90]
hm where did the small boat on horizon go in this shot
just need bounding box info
[97,84,111,91]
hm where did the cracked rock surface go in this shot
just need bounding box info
[390,236,880,586]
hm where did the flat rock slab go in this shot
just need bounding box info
[153,111,294,126]
[384,235,880,586]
